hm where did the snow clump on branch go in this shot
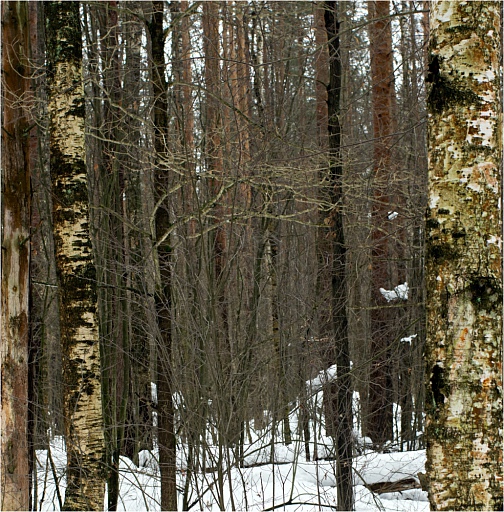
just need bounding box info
[379,282,409,302]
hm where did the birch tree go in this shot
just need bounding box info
[1,2,31,509]
[46,2,105,509]
[425,2,502,509]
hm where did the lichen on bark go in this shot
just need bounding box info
[1,2,31,509]
[46,2,105,509]
[425,2,502,510]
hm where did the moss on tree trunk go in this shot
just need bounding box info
[425,2,502,510]
[46,2,105,509]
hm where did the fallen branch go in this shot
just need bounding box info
[366,477,421,494]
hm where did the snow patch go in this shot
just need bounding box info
[307,364,337,391]
[34,423,429,512]
[380,282,409,302]
[151,382,157,404]
[138,450,158,471]
[380,489,429,502]
[355,450,426,486]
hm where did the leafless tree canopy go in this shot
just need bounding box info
[2,1,501,511]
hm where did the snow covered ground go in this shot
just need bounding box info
[34,400,428,512]
[34,439,427,511]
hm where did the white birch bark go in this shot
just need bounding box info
[46,2,105,509]
[425,2,502,510]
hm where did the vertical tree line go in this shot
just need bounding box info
[2,3,31,509]
[425,1,502,510]
[323,2,353,510]
[1,1,501,511]
[45,2,106,509]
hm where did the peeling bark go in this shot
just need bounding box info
[1,2,31,510]
[46,2,105,509]
[426,2,502,510]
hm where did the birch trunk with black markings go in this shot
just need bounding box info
[46,2,105,509]
[425,2,502,510]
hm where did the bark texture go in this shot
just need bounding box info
[148,2,178,509]
[46,2,105,509]
[324,3,354,509]
[425,2,502,510]
[367,0,395,447]
[1,2,31,509]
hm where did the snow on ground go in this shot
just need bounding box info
[34,436,427,511]
[34,384,427,511]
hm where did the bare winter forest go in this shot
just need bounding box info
[1,1,502,511]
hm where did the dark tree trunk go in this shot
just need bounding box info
[122,0,153,466]
[324,2,354,510]
[93,3,131,508]
[148,2,177,510]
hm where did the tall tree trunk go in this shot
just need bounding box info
[1,2,31,510]
[202,2,234,452]
[314,3,329,149]
[93,3,131,508]
[226,2,256,452]
[425,2,502,510]
[324,3,354,510]
[268,227,292,447]
[367,0,395,447]
[46,2,106,509]
[148,2,177,510]
[26,4,38,507]
[122,0,153,466]
[169,2,200,499]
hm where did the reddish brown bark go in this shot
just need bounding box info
[181,2,194,153]
[368,0,395,447]
[203,1,228,306]
[1,3,31,510]
[173,1,197,239]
